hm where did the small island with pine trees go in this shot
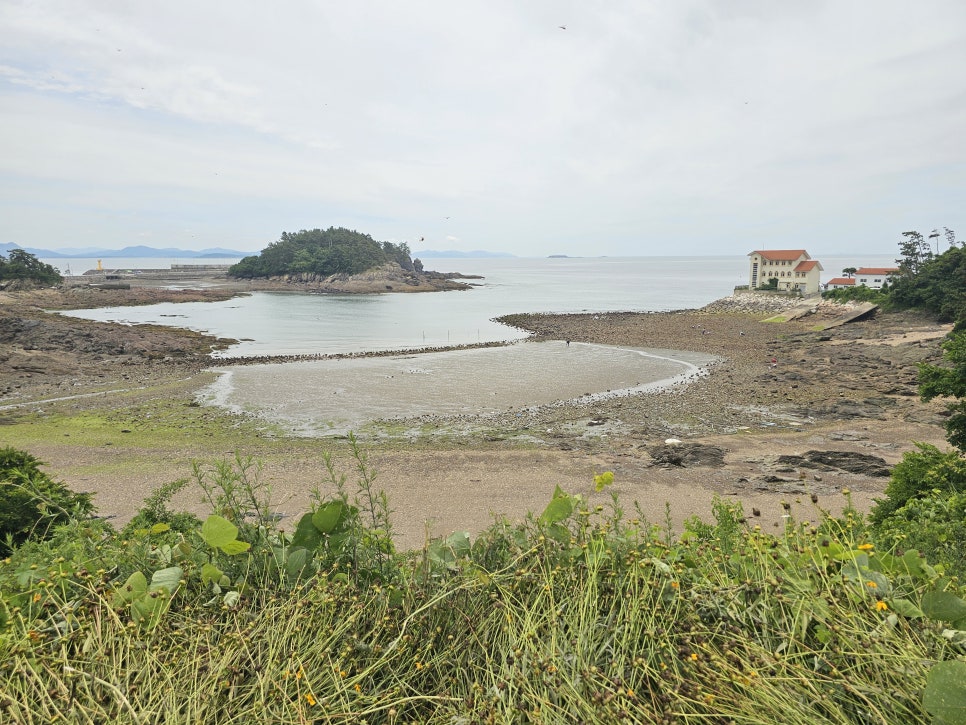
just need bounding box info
[228,227,479,293]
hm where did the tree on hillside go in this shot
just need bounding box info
[888,244,966,325]
[919,330,966,452]
[842,267,857,278]
[0,249,62,285]
[229,228,416,279]
[895,230,934,277]
[944,227,959,250]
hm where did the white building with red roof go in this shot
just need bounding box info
[747,249,824,295]
[826,277,857,290]
[854,267,900,290]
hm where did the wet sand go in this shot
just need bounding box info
[199,341,716,437]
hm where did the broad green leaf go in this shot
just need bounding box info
[890,598,925,618]
[223,591,241,608]
[545,522,570,545]
[540,486,573,525]
[291,513,323,550]
[114,571,147,605]
[219,539,251,555]
[201,515,240,549]
[427,540,455,568]
[131,593,169,629]
[444,531,471,558]
[312,501,347,534]
[201,563,223,586]
[149,566,183,595]
[923,591,966,623]
[902,549,930,578]
[328,532,351,553]
[923,660,966,725]
[285,547,310,579]
[150,523,171,535]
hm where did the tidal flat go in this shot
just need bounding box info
[199,341,717,437]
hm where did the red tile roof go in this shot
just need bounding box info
[749,249,810,261]
[826,277,855,285]
[855,267,900,275]
[795,260,821,272]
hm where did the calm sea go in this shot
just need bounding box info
[52,254,897,358]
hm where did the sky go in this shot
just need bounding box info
[1,1,964,258]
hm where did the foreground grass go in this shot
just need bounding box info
[2,451,964,725]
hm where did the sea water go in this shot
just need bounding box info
[54,254,897,357]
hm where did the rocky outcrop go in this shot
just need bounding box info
[646,442,727,467]
[255,263,475,294]
[775,450,891,477]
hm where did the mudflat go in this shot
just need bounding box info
[0,283,953,549]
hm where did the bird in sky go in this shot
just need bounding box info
[558,25,566,30]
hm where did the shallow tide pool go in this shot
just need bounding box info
[199,340,717,436]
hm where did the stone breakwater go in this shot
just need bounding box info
[212,340,514,367]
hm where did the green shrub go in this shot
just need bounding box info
[822,285,889,304]
[869,443,966,525]
[0,447,94,555]
[874,489,966,578]
[122,477,200,536]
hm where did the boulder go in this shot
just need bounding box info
[776,450,891,477]
[647,442,727,468]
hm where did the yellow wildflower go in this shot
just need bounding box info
[857,543,874,551]
[875,601,888,611]
[690,653,699,661]
[865,580,878,589]
[304,693,316,707]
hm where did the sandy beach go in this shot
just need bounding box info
[0,283,953,549]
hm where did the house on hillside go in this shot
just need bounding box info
[825,277,856,290]
[854,267,900,290]
[747,250,824,295]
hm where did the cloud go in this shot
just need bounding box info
[0,0,963,255]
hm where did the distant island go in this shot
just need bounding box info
[2,241,515,260]
[0,242,248,259]
[227,227,475,293]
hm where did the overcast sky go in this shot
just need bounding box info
[1,1,964,257]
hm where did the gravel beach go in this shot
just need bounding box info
[0,284,954,549]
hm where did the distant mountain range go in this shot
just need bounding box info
[413,249,514,258]
[2,243,515,260]
[0,243,250,259]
